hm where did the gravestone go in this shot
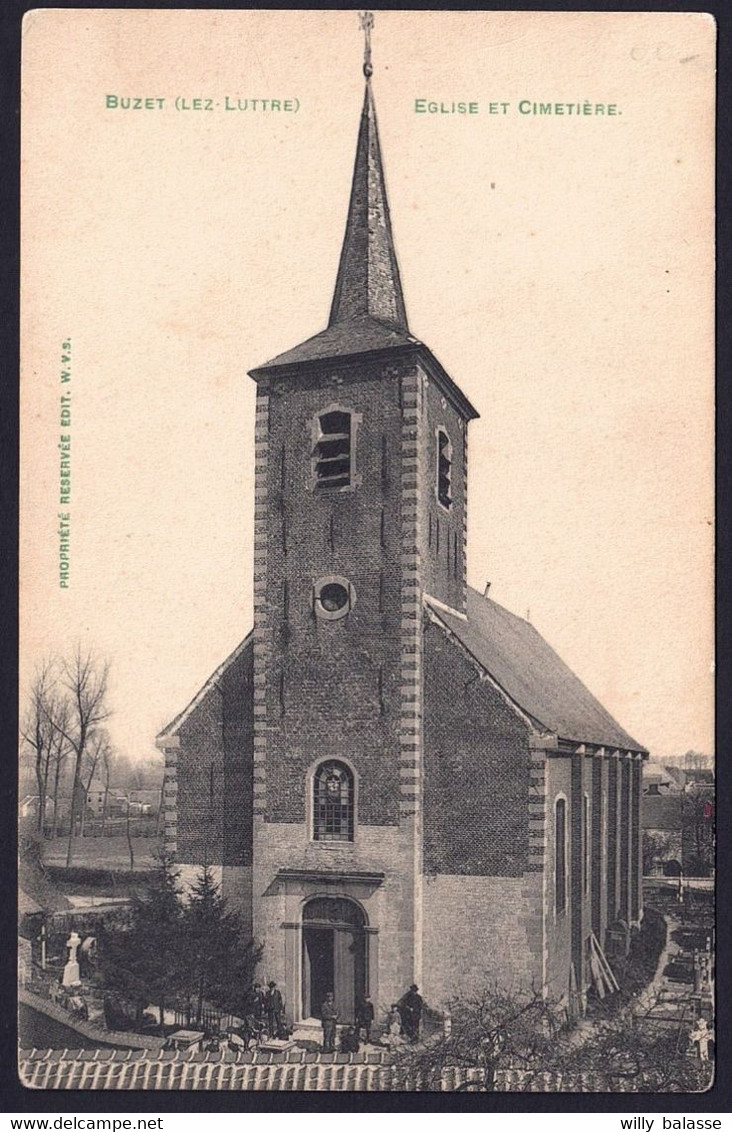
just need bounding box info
[62,931,81,987]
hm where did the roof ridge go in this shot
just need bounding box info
[156,631,253,742]
[433,588,647,752]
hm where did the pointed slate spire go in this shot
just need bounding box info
[328,25,408,332]
[250,13,478,425]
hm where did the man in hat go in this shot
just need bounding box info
[264,981,284,1038]
[321,991,338,1053]
[397,984,423,1042]
[355,994,375,1045]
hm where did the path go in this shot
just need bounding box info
[637,910,712,1028]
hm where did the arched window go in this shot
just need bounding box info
[583,792,590,896]
[555,797,567,914]
[313,409,352,488]
[436,428,452,510]
[313,761,354,842]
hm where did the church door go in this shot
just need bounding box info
[301,897,367,1023]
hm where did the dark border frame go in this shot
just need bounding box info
[2,0,728,1115]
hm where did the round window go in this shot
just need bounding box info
[313,575,355,621]
[319,583,349,613]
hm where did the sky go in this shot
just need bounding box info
[20,10,715,762]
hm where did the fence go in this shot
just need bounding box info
[42,816,159,839]
[172,1005,236,1034]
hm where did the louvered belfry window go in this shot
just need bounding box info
[437,428,452,509]
[313,761,354,842]
[314,409,352,488]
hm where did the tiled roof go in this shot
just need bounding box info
[18,1049,616,1092]
[427,589,647,753]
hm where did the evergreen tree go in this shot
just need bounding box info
[99,852,186,1030]
[182,865,262,1022]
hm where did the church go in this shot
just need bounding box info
[157,27,647,1029]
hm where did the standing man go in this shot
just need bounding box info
[253,982,266,1024]
[321,991,338,1053]
[397,984,423,1042]
[355,994,375,1045]
[244,982,265,1042]
[264,981,284,1038]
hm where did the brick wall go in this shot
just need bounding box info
[173,641,254,872]
[569,753,594,997]
[422,873,543,1004]
[250,356,429,1009]
[258,358,419,826]
[545,750,642,1004]
[422,619,532,876]
[630,758,642,921]
[419,378,467,615]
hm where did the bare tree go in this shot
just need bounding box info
[394,983,561,1091]
[47,694,71,838]
[395,984,712,1092]
[20,662,56,833]
[682,788,715,877]
[78,730,110,837]
[100,740,116,836]
[47,647,110,867]
[643,831,671,876]
[554,997,713,1092]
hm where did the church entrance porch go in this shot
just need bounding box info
[301,897,367,1024]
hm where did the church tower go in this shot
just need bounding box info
[247,17,478,1024]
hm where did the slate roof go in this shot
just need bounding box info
[328,82,408,331]
[427,589,647,753]
[251,316,419,372]
[157,634,252,744]
[246,77,479,422]
[250,79,411,376]
[18,1048,614,1092]
[642,794,683,831]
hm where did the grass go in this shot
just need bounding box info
[43,835,161,870]
[46,866,159,897]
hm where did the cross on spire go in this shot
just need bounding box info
[360,11,374,79]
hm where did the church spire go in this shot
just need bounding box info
[328,13,408,332]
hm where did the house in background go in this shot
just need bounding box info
[642,760,714,877]
[642,763,683,876]
[129,789,160,816]
[86,776,107,818]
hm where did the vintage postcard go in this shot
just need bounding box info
[18,9,715,1093]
